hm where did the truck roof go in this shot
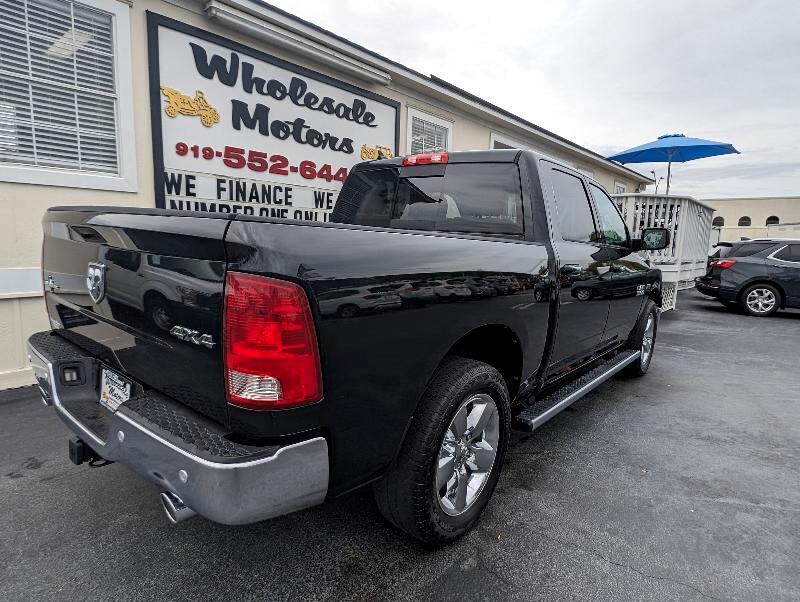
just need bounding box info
[361,149,620,191]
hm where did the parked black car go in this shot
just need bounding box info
[696,239,800,316]
[28,150,669,546]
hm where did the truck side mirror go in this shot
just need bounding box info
[634,227,670,251]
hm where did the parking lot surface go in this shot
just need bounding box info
[1,290,799,601]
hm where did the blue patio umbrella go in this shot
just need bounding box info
[607,134,739,195]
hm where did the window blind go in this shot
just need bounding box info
[410,116,448,154]
[0,0,118,174]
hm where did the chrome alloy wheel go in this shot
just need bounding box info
[746,288,776,314]
[641,313,655,367]
[436,393,500,516]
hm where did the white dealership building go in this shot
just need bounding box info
[0,0,650,389]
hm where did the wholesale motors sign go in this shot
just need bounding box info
[147,13,399,221]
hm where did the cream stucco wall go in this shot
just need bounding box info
[705,197,800,241]
[0,0,647,388]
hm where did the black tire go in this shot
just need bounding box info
[622,298,658,378]
[739,283,781,317]
[373,357,510,547]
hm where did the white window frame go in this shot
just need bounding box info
[613,180,627,194]
[406,107,453,155]
[0,0,137,192]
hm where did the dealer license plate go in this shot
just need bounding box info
[99,368,131,411]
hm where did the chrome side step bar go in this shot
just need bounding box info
[513,350,641,432]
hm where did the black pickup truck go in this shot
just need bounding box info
[28,149,669,545]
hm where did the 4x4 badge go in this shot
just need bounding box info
[170,325,215,349]
[86,262,106,303]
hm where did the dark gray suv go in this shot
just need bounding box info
[696,239,800,316]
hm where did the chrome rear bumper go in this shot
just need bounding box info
[27,332,329,525]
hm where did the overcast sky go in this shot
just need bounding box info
[270,0,799,200]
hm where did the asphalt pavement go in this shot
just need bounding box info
[2,290,799,600]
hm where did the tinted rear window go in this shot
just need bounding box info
[729,242,775,257]
[332,163,523,235]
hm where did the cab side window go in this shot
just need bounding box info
[590,183,629,246]
[549,168,597,242]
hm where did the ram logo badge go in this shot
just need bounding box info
[86,262,106,303]
[170,325,215,349]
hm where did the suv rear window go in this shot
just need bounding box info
[728,242,775,257]
[332,163,523,236]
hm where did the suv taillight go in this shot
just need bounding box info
[223,272,322,410]
[710,259,737,269]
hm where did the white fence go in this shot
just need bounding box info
[613,194,715,311]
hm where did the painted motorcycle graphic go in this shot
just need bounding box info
[360,144,394,161]
[160,87,220,127]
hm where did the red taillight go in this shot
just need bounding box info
[223,272,322,410]
[711,259,737,269]
[402,152,448,166]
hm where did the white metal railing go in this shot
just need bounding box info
[613,194,715,310]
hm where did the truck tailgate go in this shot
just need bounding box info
[42,208,232,424]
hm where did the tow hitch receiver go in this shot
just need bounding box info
[68,436,111,467]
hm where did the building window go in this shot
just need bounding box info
[613,181,626,194]
[407,107,452,155]
[712,216,725,227]
[766,216,780,226]
[738,216,751,226]
[0,0,136,191]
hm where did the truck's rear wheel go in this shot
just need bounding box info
[373,357,510,546]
